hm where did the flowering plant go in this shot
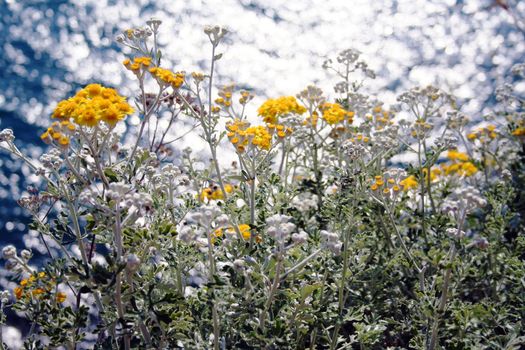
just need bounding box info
[0,19,524,349]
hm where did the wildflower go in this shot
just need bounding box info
[2,245,16,260]
[14,286,23,300]
[319,102,353,125]
[215,84,234,108]
[467,125,498,143]
[291,231,308,244]
[258,96,306,124]
[266,214,297,244]
[200,184,234,202]
[56,292,67,303]
[447,150,469,162]
[512,127,525,137]
[20,250,31,261]
[446,228,465,239]
[442,186,487,219]
[245,125,272,150]
[0,129,14,143]
[410,120,433,139]
[320,230,342,255]
[369,169,407,199]
[239,90,254,105]
[399,175,418,191]
[149,67,185,89]
[48,84,133,130]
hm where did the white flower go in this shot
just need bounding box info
[0,129,14,143]
[2,245,17,260]
[320,230,342,255]
[266,214,296,244]
[292,231,308,244]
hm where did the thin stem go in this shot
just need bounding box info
[260,251,284,334]
[428,214,465,350]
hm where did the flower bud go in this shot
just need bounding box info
[20,250,32,261]
[2,245,17,260]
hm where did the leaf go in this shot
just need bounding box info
[104,168,119,182]
[300,283,321,300]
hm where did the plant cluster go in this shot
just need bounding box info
[0,19,524,349]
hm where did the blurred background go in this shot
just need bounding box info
[0,0,524,344]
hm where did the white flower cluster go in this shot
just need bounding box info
[511,63,525,78]
[446,227,466,239]
[442,186,487,220]
[373,125,399,149]
[179,204,223,244]
[292,193,318,213]
[446,111,469,131]
[2,245,32,273]
[291,231,308,244]
[204,25,228,46]
[341,139,367,161]
[106,182,153,214]
[150,164,189,193]
[320,230,342,256]
[266,214,297,245]
[39,148,64,170]
[0,129,14,143]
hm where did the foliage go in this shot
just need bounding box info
[0,19,524,349]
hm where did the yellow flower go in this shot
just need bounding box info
[47,84,133,131]
[58,135,70,148]
[149,67,185,89]
[123,56,152,73]
[245,125,272,150]
[32,288,45,297]
[85,83,103,97]
[257,96,306,124]
[56,292,67,303]
[512,127,525,137]
[319,102,353,125]
[14,286,23,299]
[200,184,234,202]
[447,150,469,162]
[400,175,418,191]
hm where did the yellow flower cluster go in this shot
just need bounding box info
[200,183,234,202]
[467,125,497,143]
[40,120,76,148]
[215,84,234,108]
[399,175,418,191]
[123,56,152,73]
[348,133,370,144]
[266,123,293,139]
[239,90,254,105]
[213,224,260,242]
[442,150,478,177]
[48,84,134,128]
[258,96,306,124]
[226,119,289,153]
[512,127,525,137]
[14,272,66,303]
[320,102,354,125]
[245,126,273,150]
[366,105,394,130]
[369,175,403,195]
[149,67,185,89]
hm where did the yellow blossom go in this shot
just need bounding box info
[320,102,353,125]
[399,175,418,191]
[257,96,306,124]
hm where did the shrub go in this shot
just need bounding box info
[0,19,524,349]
